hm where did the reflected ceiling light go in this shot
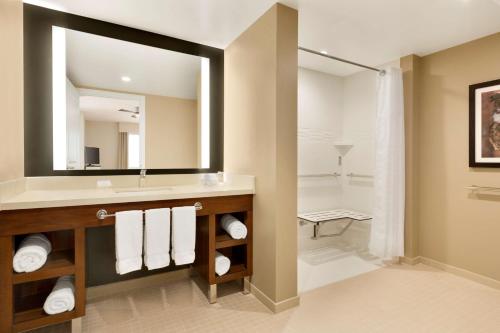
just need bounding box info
[121,76,131,82]
[23,0,64,11]
[320,50,328,55]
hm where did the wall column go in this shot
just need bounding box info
[401,54,421,259]
[224,3,299,311]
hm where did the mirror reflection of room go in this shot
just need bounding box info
[53,27,210,171]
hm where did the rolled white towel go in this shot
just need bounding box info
[13,234,52,273]
[43,275,75,315]
[220,214,247,240]
[215,251,231,276]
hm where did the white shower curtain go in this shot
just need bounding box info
[369,67,405,260]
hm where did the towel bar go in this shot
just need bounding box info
[96,202,203,220]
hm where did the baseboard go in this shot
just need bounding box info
[87,268,192,300]
[250,283,300,313]
[419,257,500,290]
[400,255,500,290]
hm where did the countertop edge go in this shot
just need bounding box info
[0,189,255,211]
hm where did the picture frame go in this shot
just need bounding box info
[469,78,500,167]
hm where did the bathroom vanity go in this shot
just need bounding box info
[0,179,254,333]
[0,4,247,332]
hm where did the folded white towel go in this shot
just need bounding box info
[220,214,247,240]
[115,210,143,274]
[43,275,75,315]
[215,251,231,276]
[13,233,52,273]
[171,206,196,265]
[144,208,171,270]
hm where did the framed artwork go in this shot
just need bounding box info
[469,78,500,167]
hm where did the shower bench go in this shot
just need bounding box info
[298,209,371,239]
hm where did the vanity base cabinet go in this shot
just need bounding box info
[0,194,253,333]
[193,201,253,304]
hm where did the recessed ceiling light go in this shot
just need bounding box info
[320,50,328,55]
[121,76,131,82]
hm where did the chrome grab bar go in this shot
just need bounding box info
[298,172,341,178]
[346,173,373,178]
[96,202,203,220]
[465,185,500,193]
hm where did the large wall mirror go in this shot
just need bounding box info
[24,4,223,176]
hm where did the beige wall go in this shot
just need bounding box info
[145,95,197,168]
[0,0,23,181]
[85,121,119,169]
[412,33,500,280]
[224,4,298,306]
[118,122,139,134]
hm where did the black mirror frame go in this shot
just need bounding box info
[23,3,223,176]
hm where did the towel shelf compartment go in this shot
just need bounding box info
[13,250,75,285]
[215,264,247,284]
[214,245,248,284]
[215,211,249,247]
[13,277,79,333]
[14,308,77,333]
[13,230,76,284]
[215,234,247,249]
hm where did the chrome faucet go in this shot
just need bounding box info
[139,169,147,187]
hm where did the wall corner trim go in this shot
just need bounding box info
[250,282,300,313]
[400,256,422,265]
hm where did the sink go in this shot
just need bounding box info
[113,186,173,194]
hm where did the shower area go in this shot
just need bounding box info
[297,49,404,293]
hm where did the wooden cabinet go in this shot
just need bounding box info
[0,194,253,333]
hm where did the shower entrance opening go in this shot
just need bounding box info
[297,46,404,293]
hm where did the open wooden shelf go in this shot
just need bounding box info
[13,250,75,285]
[14,308,77,333]
[13,274,79,332]
[215,234,247,249]
[215,264,247,284]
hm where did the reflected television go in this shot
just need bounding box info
[84,146,100,166]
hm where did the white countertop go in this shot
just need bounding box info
[0,175,255,211]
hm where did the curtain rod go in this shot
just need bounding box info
[298,47,384,74]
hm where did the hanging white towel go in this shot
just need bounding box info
[115,210,143,274]
[43,275,75,315]
[171,206,196,265]
[144,208,171,270]
[13,233,52,273]
[215,251,231,276]
[220,214,247,240]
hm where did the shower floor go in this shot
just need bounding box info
[298,245,383,293]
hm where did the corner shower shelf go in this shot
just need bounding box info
[333,141,353,147]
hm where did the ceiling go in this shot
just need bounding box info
[28,0,500,76]
[80,95,140,123]
[66,29,201,99]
